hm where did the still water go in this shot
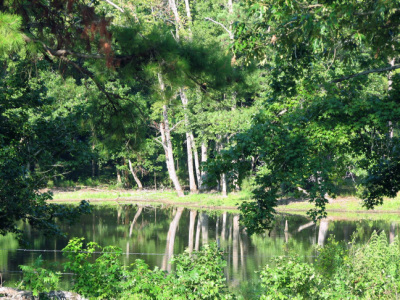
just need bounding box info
[0,204,398,287]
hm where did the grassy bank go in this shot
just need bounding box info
[50,188,400,214]
[50,188,253,209]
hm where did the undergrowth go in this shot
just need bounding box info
[19,231,400,299]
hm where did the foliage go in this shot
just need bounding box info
[259,255,322,299]
[208,0,400,233]
[259,231,400,299]
[19,256,60,297]
[19,238,232,299]
[62,238,124,299]
[168,244,232,299]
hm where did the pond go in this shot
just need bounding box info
[0,204,398,289]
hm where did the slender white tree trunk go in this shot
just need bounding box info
[190,133,202,189]
[162,207,184,271]
[168,0,181,40]
[180,89,198,193]
[201,212,209,245]
[158,74,184,197]
[221,212,227,241]
[188,210,197,253]
[200,141,208,190]
[232,215,240,273]
[128,159,143,190]
[129,206,143,237]
[390,222,396,244]
[318,220,329,246]
[116,167,122,184]
[217,136,228,197]
[184,0,193,39]
[160,107,184,197]
[195,213,201,251]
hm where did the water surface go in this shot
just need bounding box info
[0,204,398,288]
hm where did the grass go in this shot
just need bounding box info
[51,189,254,208]
[50,187,400,214]
[278,195,400,213]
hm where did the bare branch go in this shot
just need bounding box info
[331,64,400,83]
[170,120,184,132]
[102,0,124,12]
[154,137,168,152]
[204,17,234,40]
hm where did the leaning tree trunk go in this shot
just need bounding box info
[160,110,184,197]
[180,89,198,193]
[158,74,184,197]
[188,210,197,253]
[190,133,202,190]
[129,205,143,237]
[128,159,143,190]
[162,207,184,271]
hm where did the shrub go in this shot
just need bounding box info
[167,243,233,299]
[19,256,60,297]
[259,255,322,299]
[62,238,124,299]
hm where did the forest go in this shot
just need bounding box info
[0,0,400,297]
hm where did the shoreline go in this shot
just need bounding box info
[48,188,400,215]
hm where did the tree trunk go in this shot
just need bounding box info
[160,115,184,197]
[217,136,228,197]
[200,141,208,190]
[388,58,395,139]
[190,133,202,189]
[162,207,184,271]
[195,213,201,251]
[188,210,197,253]
[390,222,396,244]
[221,212,227,241]
[232,215,240,273]
[201,212,209,245]
[183,0,192,39]
[284,219,289,243]
[158,73,184,197]
[180,89,198,193]
[128,159,143,190]
[116,167,122,184]
[129,206,143,237]
[318,220,329,246]
[168,0,181,40]
[221,173,227,197]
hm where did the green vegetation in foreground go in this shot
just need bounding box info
[18,231,400,299]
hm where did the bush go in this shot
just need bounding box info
[259,255,322,299]
[259,231,400,299]
[62,238,124,299]
[168,243,232,299]
[19,256,60,297]
[21,239,232,299]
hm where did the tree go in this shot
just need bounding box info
[0,58,91,239]
[228,0,400,234]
